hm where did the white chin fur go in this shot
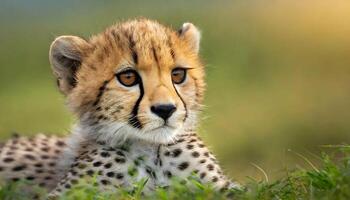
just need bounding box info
[79,121,182,147]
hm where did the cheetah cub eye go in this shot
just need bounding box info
[171,68,187,84]
[116,69,140,87]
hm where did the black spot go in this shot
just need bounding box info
[41,155,50,160]
[192,151,200,158]
[198,144,205,148]
[64,184,71,189]
[106,172,115,177]
[26,176,35,181]
[104,163,112,169]
[86,170,94,176]
[167,142,176,146]
[115,157,126,163]
[12,165,26,171]
[12,178,20,182]
[207,164,214,171]
[186,144,194,150]
[3,157,14,162]
[36,169,44,173]
[178,162,189,170]
[116,173,124,179]
[100,151,110,158]
[93,161,102,167]
[91,149,98,154]
[116,150,125,157]
[56,141,65,147]
[25,148,33,151]
[199,159,207,164]
[204,152,209,157]
[101,179,110,185]
[134,159,140,166]
[164,151,170,156]
[164,170,172,178]
[70,170,78,176]
[41,147,49,152]
[200,172,206,179]
[189,139,197,143]
[172,149,182,157]
[176,138,185,143]
[212,176,218,182]
[24,154,36,160]
[34,163,43,168]
[45,176,52,180]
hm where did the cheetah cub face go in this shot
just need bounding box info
[49,19,205,145]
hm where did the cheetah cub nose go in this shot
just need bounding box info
[151,104,177,121]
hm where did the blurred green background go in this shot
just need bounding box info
[1,0,350,182]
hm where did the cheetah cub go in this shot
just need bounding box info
[0,19,239,196]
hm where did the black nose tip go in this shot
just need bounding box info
[151,104,177,121]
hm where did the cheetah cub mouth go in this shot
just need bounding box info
[49,20,205,145]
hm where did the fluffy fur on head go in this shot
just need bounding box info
[49,19,205,146]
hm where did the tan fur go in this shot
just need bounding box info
[0,19,237,198]
[63,19,205,129]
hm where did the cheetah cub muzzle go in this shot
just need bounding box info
[0,18,239,197]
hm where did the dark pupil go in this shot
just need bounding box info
[125,73,133,79]
[173,70,183,77]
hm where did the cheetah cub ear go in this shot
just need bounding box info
[49,36,90,95]
[178,22,201,53]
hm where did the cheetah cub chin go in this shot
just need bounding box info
[0,18,239,197]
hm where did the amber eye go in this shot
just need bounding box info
[171,68,187,84]
[116,69,139,87]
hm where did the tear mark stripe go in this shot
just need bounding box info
[172,84,188,122]
[128,76,143,129]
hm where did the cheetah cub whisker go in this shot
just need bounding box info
[0,18,239,197]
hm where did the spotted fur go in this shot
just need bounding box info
[0,134,66,190]
[0,19,238,197]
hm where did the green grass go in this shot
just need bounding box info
[1,147,350,200]
[1,0,350,182]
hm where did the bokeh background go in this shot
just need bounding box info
[1,0,350,182]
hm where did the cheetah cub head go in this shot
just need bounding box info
[49,19,205,145]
